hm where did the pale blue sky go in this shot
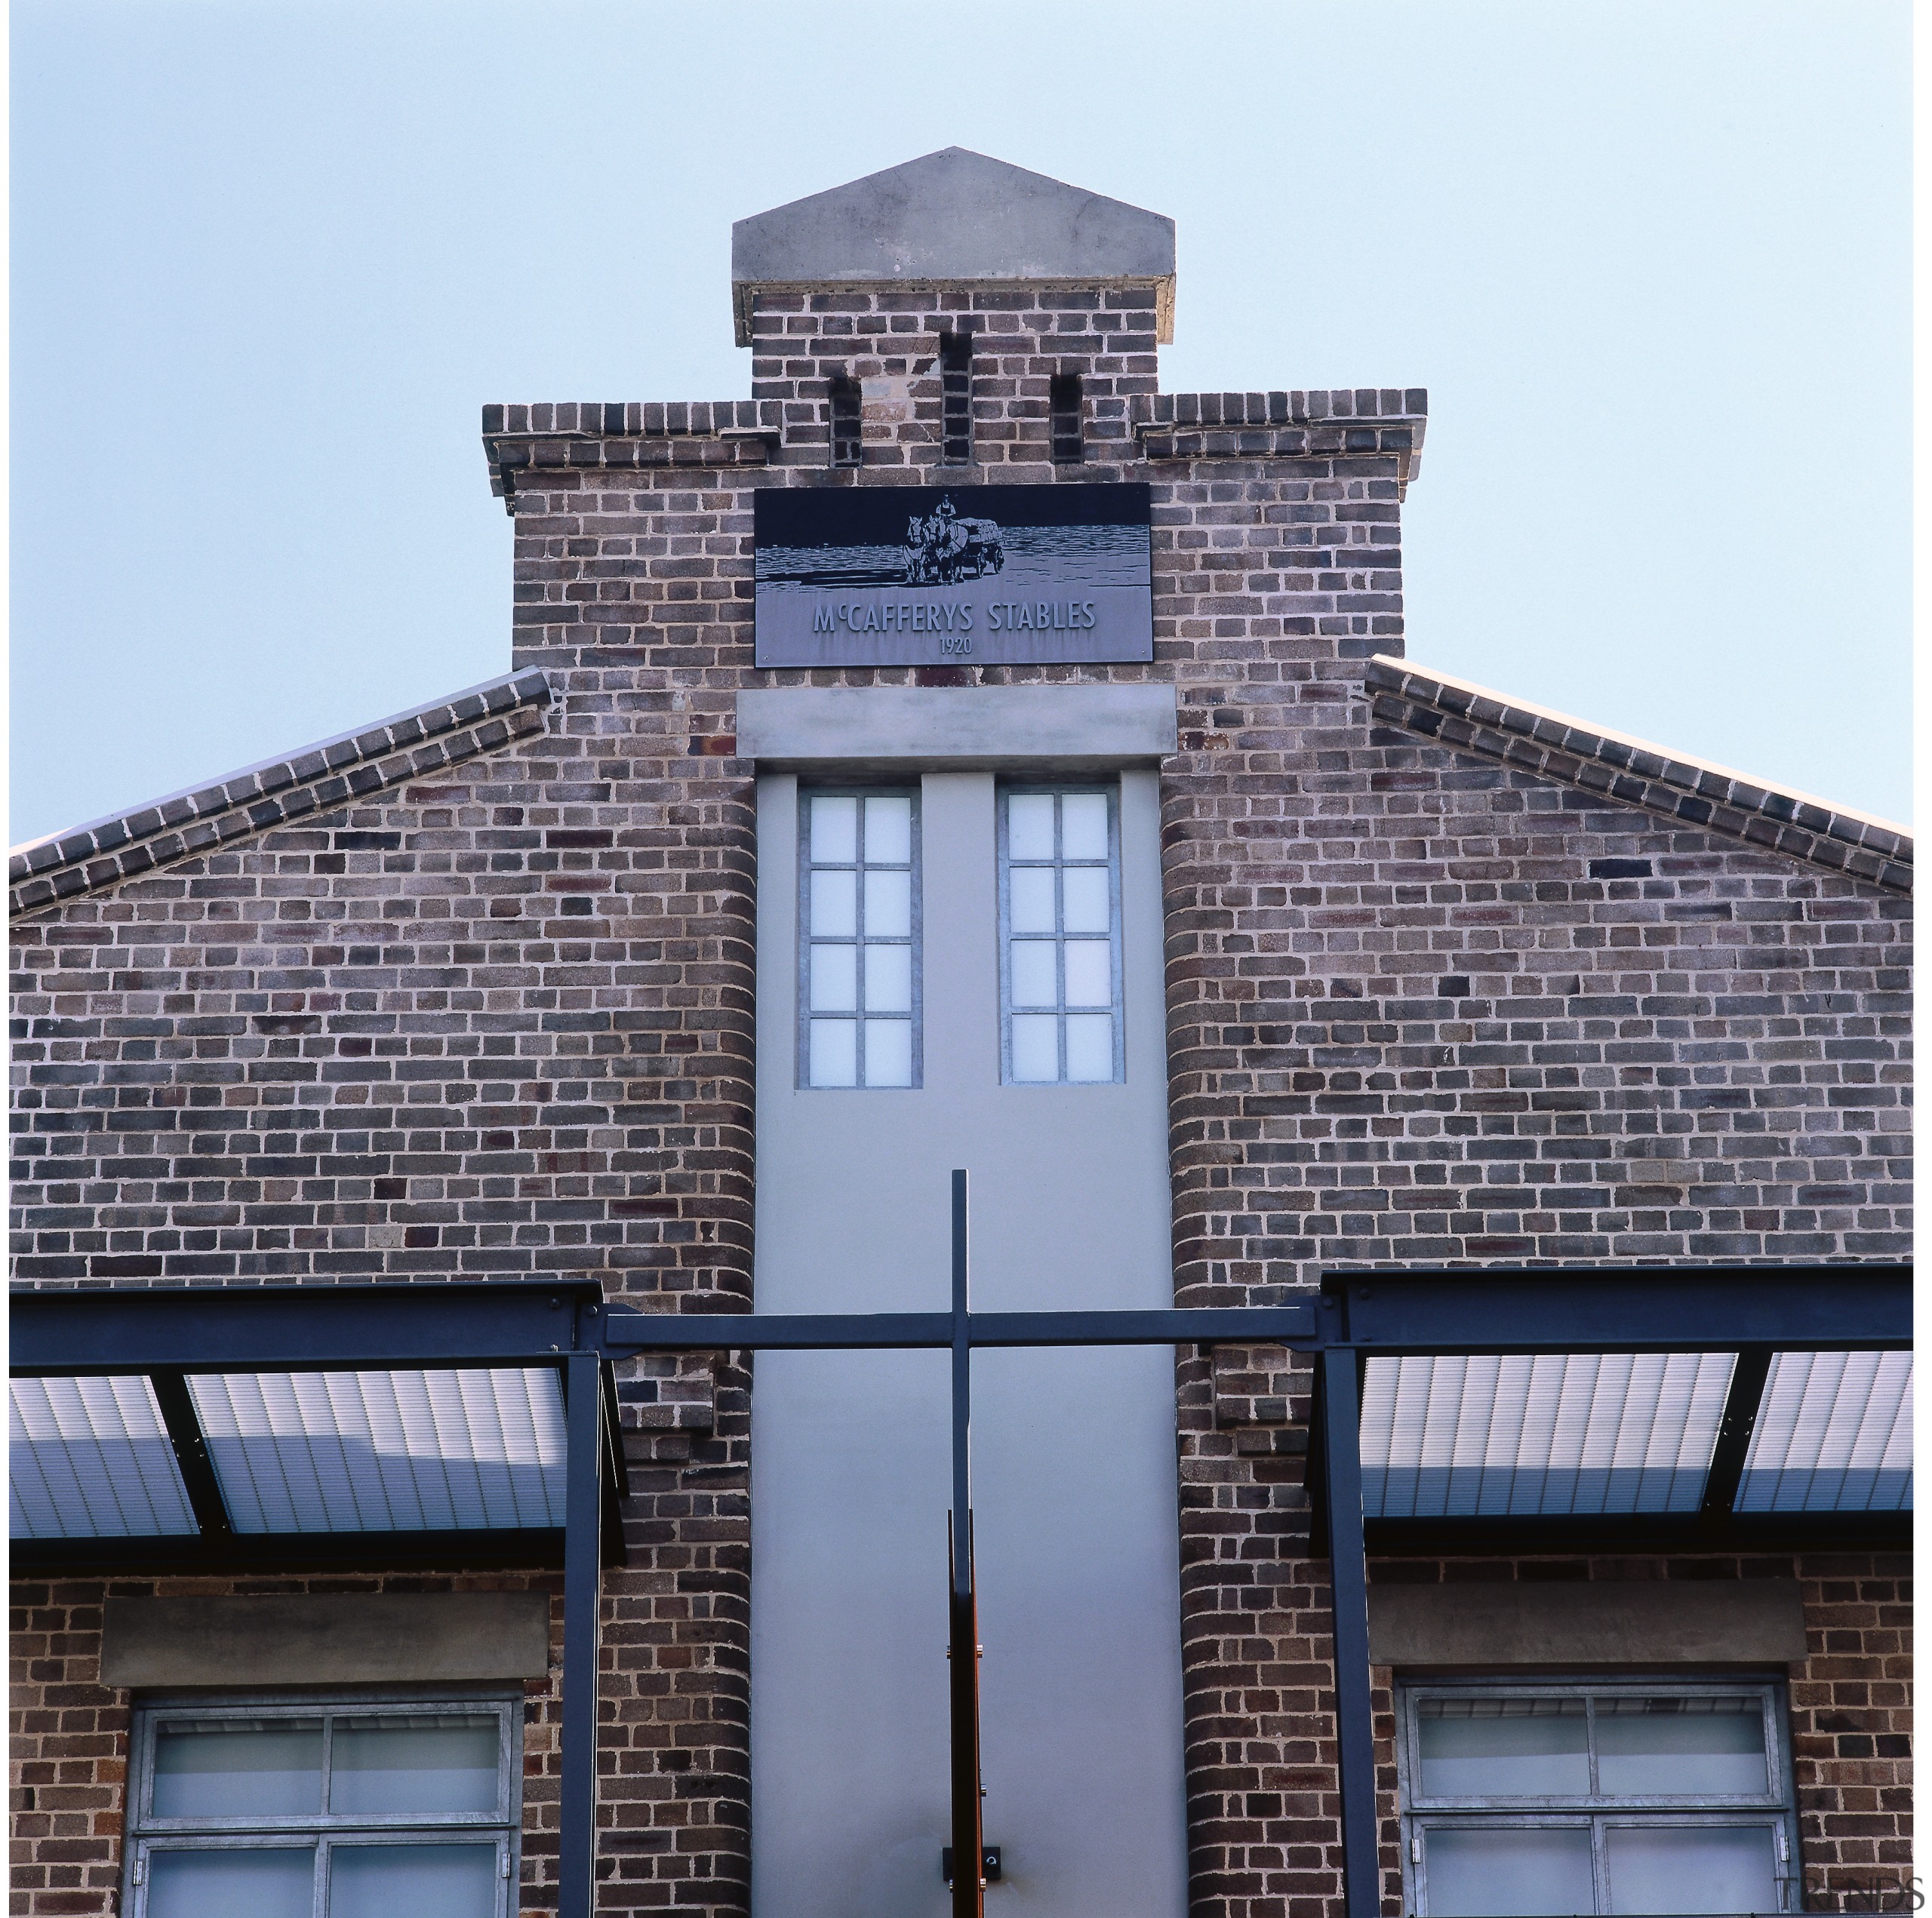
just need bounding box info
[11,0,1912,842]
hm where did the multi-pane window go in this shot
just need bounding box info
[125,1697,520,1918]
[799,790,919,1088]
[998,787,1123,1083]
[1398,1680,1798,1916]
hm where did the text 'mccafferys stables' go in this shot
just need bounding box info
[8,147,1912,1918]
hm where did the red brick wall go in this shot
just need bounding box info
[10,1572,564,1918]
[11,275,1909,1916]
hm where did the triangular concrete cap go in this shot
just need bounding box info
[731,147,1174,344]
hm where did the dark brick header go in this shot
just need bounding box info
[481,401,776,509]
[8,669,555,918]
[1367,654,1912,894]
[1131,388,1426,486]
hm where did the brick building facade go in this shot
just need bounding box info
[11,149,1910,1918]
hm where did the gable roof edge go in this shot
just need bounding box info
[1365,655,1911,896]
[11,668,556,918]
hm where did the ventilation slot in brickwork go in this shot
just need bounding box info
[940,331,973,463]
[1050,373,1084,465]
[828,375,862,468]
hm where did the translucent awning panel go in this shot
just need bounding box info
[1361,1353,1734,1517]
[187,1369,568,1533]
[1736,1351,1912,1512]
[10,1375,198,1538]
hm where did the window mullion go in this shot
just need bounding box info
[854,825,867,1088]
[1055,795,1067,1082]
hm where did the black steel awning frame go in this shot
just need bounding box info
[11,1220,1909,1918]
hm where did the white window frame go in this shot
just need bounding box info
[1395,1675,1801,1916]
[995,783,1125,1085]
[795,785,923,1090]
[122,1692,522,1918]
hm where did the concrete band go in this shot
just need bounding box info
[1367,1579,1809,1667]
[100,1594,552,1688]
[736,683,1178,771]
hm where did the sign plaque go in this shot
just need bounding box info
[754,483,1152,669]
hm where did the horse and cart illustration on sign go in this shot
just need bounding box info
[902,498,1004,584]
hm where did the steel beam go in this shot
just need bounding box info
[598,1305,1318,1354]
[147,1370,234,1543]
[1320,1348,1380,1918]
[10,1527,570,1578]
[1702,1346,1775,1517]
[1358,1511,1911,1557]
[559,1351,603,1918]
[11,1279,605,1375]
[1323,1265,1909,1354]
[949,1170,985,1918]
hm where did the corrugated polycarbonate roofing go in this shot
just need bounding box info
[1737,1351,1912,1513]
[186,1368,569,1533]
[9,1375,198,1538]
[1360,1353,1736,1517]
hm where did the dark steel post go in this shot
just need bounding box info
[1320,1346,1379,1918]
[948,1170,985,1918]
[560,1351,604,1918]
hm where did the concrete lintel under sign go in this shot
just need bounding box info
[736,683,1178,771]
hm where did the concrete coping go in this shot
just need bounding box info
[736,682,1178,773]
[731,148,1177,346]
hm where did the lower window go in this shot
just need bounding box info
[125,1695,520,1918]
[1397,1678,1798,1916]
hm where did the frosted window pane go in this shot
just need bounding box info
[809,796,857,864]
[1011,1016,1059,1082]
[863,796,912,865]
[1061,866,1111,933]
[1065,1015,1114,1082]
[329,1716,499,1816]
[153,1722,324,1818]
[1010,941,1057,1008]
[187,1370,565,1533]
[1064,940,1112,1007]
[1008,795,1056,860]
[1417,1701,1589,1798]
[864,1021,912,1087]
[1595,1698,1767,1796]
[1060,793,1109,860]
[864,869,912,938]
[810,869,856,938]
[1009,868,1056,933]
[328,1844,496,1918]
[809,1019,857,1087]
[810,943,857,1012]
[1604,1824,1777,1914]
[9,1375,198,1539]
[149,1849,313,1918]
[1426,1827,1594,1916]
[863,945,911,1013]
